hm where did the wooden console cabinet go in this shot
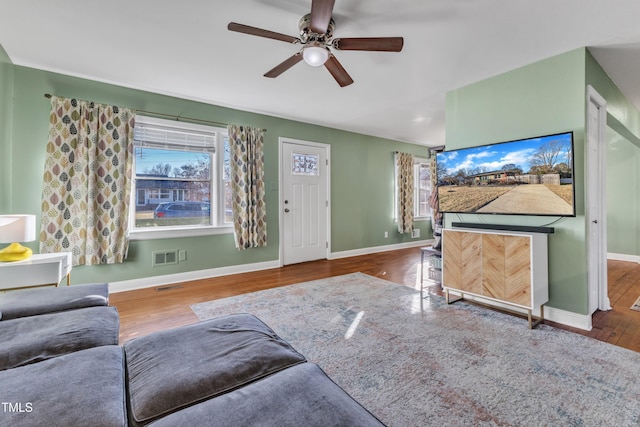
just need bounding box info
[442,228,549,328]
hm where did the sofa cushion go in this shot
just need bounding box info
[0,306,120,370]
[148,362,385,427]
[0,346,127,427]
[0,283,109,320]
[124,313,306,426]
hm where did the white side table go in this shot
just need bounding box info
[0,252,72,291]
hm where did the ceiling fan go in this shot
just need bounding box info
[227,0,404,87]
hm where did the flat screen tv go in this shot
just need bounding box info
[436,131,575,217]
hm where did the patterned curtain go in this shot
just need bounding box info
[40,96,135,266]
[428,149,443,249]
[227,124,267,249]
[397,152,414,233]
[428,150,441,224]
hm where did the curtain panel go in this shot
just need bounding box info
[40,96,135,266]
[397,152,414,234]
[428,151,441,223]
[227,124,267,249]
[428,150,442,249]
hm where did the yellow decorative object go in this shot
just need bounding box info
[0,242,33,262]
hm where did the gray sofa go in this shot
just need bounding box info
[0,285,384,426]
[0,283,118,370]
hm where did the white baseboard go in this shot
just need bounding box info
[608,252,640,263]
[544,305,592,331]
[110,240,434,293]
[330,239,433,259]
[108,260,280,293]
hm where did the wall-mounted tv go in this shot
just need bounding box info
[436,131,575,217]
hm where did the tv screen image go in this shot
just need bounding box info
[436,131,575,217]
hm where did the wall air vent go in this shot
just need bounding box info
[152,250,179,266]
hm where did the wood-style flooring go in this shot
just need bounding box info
[560,259,640,350]
[110,247,640,352]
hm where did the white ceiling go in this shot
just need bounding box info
[2,1,640,146]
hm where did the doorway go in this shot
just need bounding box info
[586,85,611,315]
[280,138,330,265]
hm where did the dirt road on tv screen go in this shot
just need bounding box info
[439,184,573,215]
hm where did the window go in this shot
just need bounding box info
[129,116,232,239]
[414,158,432,219]
[394,154,432,222]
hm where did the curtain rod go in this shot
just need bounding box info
[44,94,266,132]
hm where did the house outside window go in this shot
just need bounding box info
[129,116,232,239]
[414,158,431,219]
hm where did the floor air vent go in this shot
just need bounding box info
[156,284,183,292]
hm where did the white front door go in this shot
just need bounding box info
[280,139,330,265]
[586,85,611,314]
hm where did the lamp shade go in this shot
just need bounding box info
[303,45,329,67]
[0,215,36,244]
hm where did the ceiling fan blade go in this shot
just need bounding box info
[324,55,354,87]
[333,37,404,52]
[264,52,304,78]
[228,22,299,44]
[310,0,335,33]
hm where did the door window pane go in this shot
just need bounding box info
[292,152,320,176]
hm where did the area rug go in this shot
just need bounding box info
[191,272,640,426]
[630,295,640,311]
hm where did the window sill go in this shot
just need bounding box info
[129,225,233,241]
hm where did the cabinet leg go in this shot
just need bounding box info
[445,289,463,304]
[528,306,545,329]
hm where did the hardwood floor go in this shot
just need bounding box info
[566,259,640,350]
[110,247,640,352]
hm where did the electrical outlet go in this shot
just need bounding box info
[384,231,388,238]
[179,250,187,262]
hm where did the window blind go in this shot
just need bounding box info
[133,122,216,153]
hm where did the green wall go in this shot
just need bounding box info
[2,63,430,284]
[585,50,640,259]
[585,51,640,139]
[445,48,589,314]
[606,128,639,256]
[0,45,13,210]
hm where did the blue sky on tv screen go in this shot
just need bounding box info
[437,132,572,175]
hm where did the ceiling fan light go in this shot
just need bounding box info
[303,45,329,66]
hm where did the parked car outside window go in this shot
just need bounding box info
[154,201,210,218]
[153,201,211,229]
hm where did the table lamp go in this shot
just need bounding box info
[0,214,36,262]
